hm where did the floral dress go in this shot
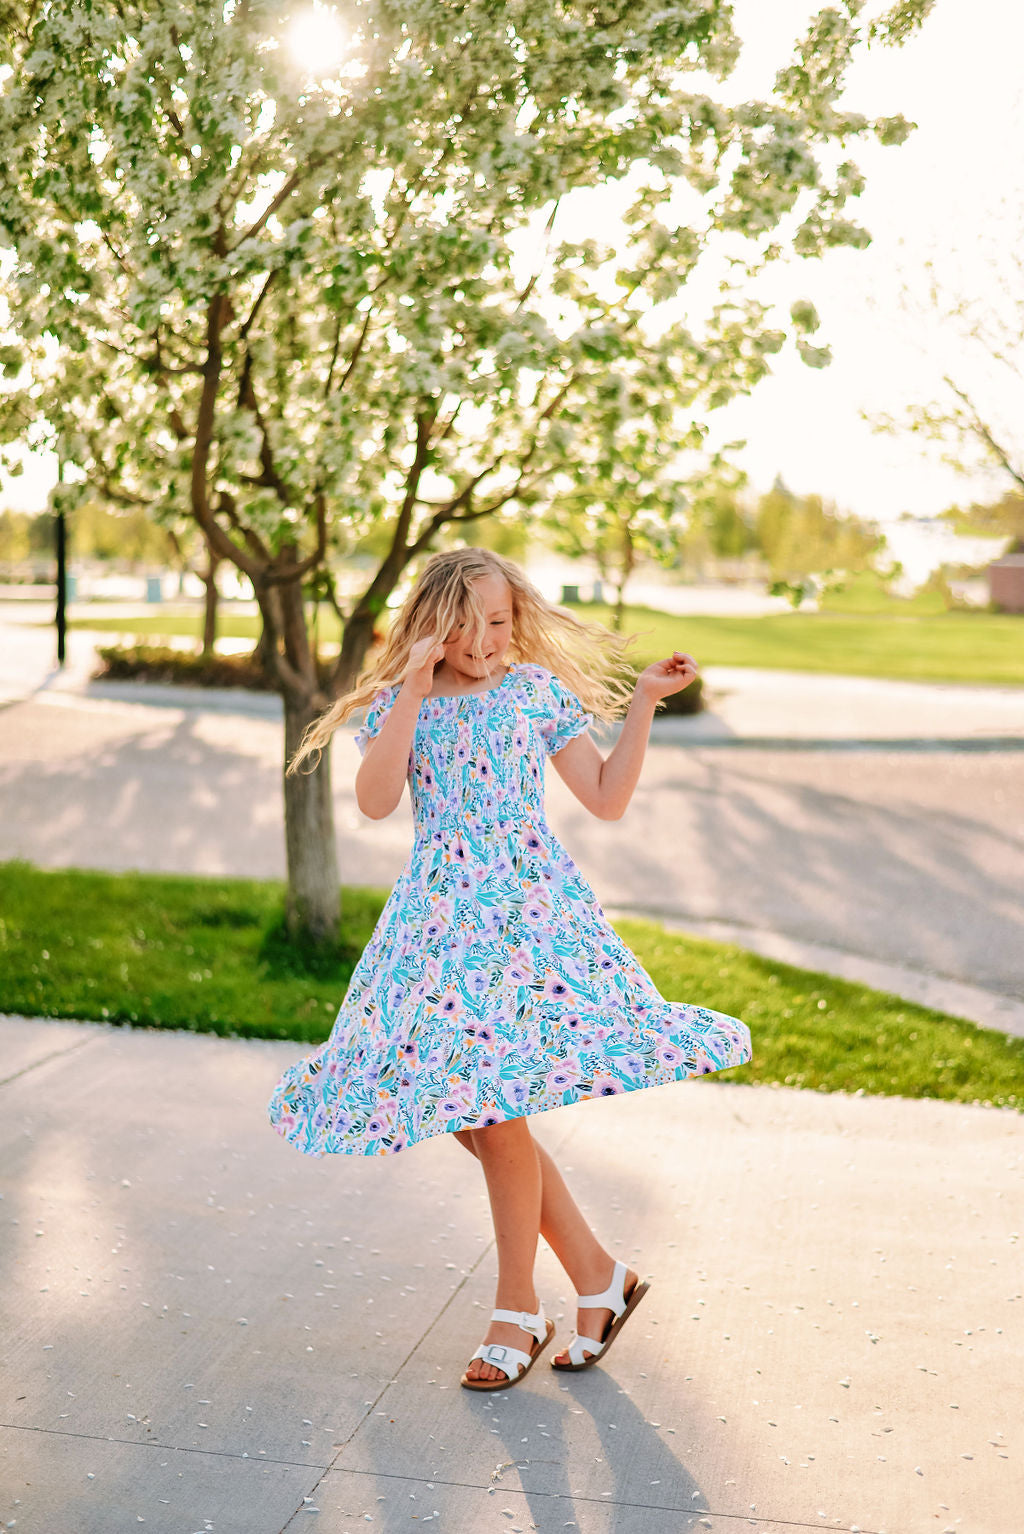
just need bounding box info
[268,663,751,1157]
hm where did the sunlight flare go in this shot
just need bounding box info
[288,4,347,77]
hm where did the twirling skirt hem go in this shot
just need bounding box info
[268,1033,752,1159]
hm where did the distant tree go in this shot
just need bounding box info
[756,479,882,598]
[0,507,31,565]
[0,0,931,942]
[687,481,759,563]
[941,490,1024,543]
[71,500,172,567]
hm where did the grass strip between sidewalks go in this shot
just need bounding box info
[1,862,1020,1111]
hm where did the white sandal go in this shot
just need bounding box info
[551,1260,650,1372]
[460,1303,555,1392]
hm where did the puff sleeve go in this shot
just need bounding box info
[538,672,593,756]
[353,686,397,757]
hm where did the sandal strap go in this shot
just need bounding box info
[576,1259,630,1316]
[566,1333,605,1367]
[490,1305,547,1345]
[469,1341,533,1381]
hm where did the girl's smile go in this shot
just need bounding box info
[433,571,514,695]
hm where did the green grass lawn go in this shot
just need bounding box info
[65,599,1024,685]
[1,862,1020,1111]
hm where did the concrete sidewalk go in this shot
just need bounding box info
[2,1014,1020,1534]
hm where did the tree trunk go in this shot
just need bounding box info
[282,689,340,945]
[251,582,284,680]
[333,598,379,695]
[200,552,220,657]
[612,520,635,633]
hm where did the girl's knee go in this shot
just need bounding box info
[474,1116,533,1154]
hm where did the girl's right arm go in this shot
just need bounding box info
[354,636,445,819]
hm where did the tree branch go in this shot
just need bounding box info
[943,375,1024,490]
[236,351,300,507]
[261,492,328,585]
[514,197,560,311]
[239,268,277,340]
[230,159,325,251]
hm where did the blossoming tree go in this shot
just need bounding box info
[0,0,929,940]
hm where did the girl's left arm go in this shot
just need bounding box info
[550,651,698,820]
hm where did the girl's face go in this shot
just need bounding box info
[441,572,513,684]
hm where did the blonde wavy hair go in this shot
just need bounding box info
[289,548,639,774]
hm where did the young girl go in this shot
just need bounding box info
[268,547,751,1391]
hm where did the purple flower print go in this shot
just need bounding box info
[592,1074,623,1097]
[508,949,535,984]
[366,1101,396,1137]
[546,1068,576,1093]
[438,988,463,1023]
[655,1042,685,1068]
[543,972,570,1002]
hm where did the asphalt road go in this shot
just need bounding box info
[2,685,1021,1005]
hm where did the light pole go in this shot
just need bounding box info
[55,456,67,667]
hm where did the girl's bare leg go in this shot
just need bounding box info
[459,1117,543,1383]
[455,1126,639,1369]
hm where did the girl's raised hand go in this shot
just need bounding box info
[636,650,699,701]
[403,634,446,696]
